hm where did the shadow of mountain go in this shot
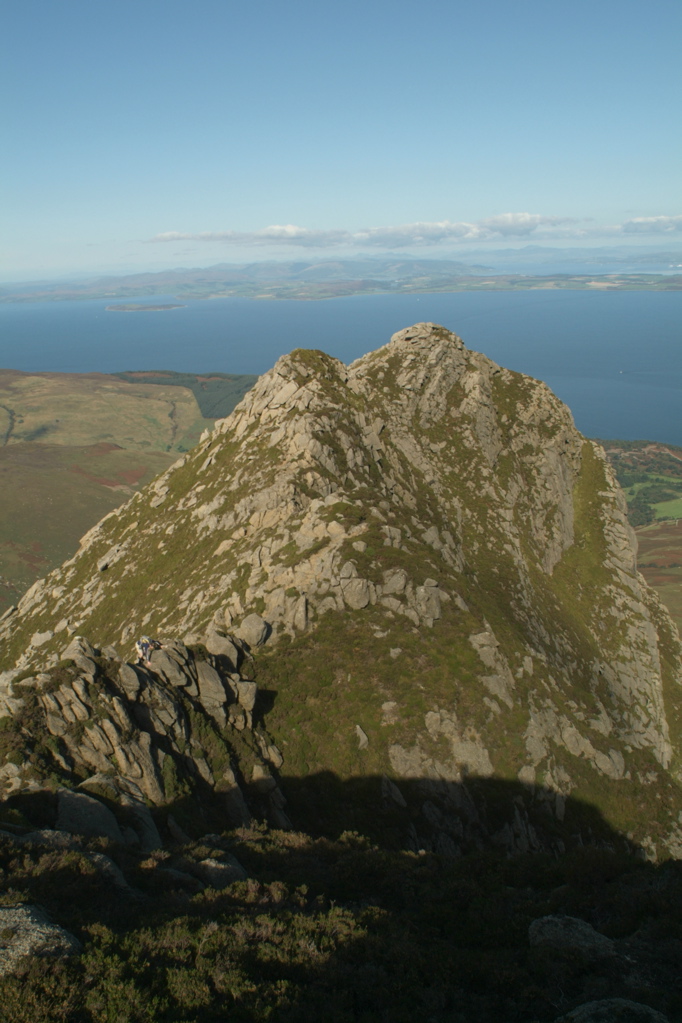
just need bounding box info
[0,774,681,1022]
[270,771,641,861]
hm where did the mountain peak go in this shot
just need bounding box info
[1,324,681,857]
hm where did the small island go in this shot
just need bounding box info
[105,303,186,312]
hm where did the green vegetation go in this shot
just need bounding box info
[597,440,682,629]
[0,819,680,1022]
[600,439,682,525]
[0,368,257,613]
[256,601,482,806]
[0,442,174,610]
[111,371,257,420]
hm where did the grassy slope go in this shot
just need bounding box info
[0,442,175,609]
[253,441,682,847]
[0,370,255,613]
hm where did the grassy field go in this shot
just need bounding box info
[0,369,213,452]
[598,440,682,632]
[636,518,682,631]
[0,369,255,613]
[0,441,175,608]
[654,497,682,519]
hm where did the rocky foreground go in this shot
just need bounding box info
[0,323,681,1019]
[0,629,286,836]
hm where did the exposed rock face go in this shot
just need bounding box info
[193,855,248,889]
[0,636,289,837]
[0,905,81,977]
[1,323,681,857]
[555,999,670,1023]
[56,789,124,843]
[528,915,616,961]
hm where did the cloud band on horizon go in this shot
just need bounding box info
[148,213,682,249]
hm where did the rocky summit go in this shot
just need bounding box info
[1,322,682,860]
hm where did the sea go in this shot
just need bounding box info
[0,290,680,445]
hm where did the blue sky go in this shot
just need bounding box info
[2,0,681,279]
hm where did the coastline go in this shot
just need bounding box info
[1,273,680,307]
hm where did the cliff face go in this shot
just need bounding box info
[1,323,681,857]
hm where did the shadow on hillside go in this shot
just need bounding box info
[0,769,644,863]
[269,771,643,860]
[0,776,680,1022]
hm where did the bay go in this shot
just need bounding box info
[0,290,680,444]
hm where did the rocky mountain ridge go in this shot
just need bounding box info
[1,323,681,858]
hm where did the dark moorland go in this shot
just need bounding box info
[0,780,681,1022]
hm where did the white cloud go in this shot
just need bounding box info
[352,214,578,247]
[621,215,682,234]
[151,226,349,248]
[149,214,579,249]
[148,212,682,250]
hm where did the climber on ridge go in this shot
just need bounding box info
[135,635,161,667]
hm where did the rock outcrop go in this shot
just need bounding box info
[555,999,670,1023]
[0,904,81,977]
[0,632,288,840]
[0,323,681,857]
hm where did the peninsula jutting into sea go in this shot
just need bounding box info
[105,303,186,312]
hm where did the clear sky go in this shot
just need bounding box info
[2,0,680,279]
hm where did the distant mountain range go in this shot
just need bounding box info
[2,250,681,303]
[461,244,682,274]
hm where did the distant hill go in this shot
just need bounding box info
[0,259,488,303]
[1,258,679,303]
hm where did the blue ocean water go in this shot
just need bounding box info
[0,290,680,444]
